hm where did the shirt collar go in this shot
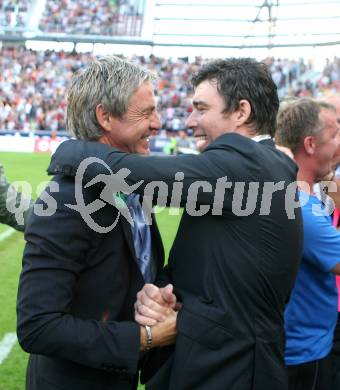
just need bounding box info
[251,134,272,143]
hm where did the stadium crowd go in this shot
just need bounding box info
[1,46,340,134]
[0,0,143,35]
[0,0,31,28]
[39,0,143,36]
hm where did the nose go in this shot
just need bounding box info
[150,111,161,132]
[335,133,340,150]
[185,111,197,129]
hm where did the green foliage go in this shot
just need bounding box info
[0,152,180,390]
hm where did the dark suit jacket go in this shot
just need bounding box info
[16,157,164,390]
[49,133,303,390]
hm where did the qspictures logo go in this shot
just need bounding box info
[5,157,337,233]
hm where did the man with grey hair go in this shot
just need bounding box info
[276,98,340,390]
[16,56,177,390]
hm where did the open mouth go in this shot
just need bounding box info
[194,134,209,152]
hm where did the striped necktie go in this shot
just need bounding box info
[126,194,152,282]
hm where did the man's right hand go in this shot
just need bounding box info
[135,283,177,326]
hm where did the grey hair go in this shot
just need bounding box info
[66,56,157,140]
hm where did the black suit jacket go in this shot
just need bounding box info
[16,160,164,390]
[49,133,303,390]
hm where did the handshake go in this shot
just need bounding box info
[136,284,182,352]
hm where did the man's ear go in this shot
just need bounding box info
[95,104,116,132]
[234,99,251,126]
[303,135,317,155]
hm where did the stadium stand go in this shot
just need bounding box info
[38,0,144,36]
[1,46,339,133]
[0,0,32,28]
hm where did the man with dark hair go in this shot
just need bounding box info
[276,98,340,390]
[49,57,303,389]
[0,163,32,231]
[191,58,278,138]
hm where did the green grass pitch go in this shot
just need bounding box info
[0,151,180,390]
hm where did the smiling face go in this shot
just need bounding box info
[185,80,239,152]
[100,81,161,155]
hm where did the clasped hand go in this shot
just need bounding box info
[136,284,180,348]
[135,283,180,326]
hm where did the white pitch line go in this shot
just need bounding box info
[0,228,15,242]
[0,333,17,365]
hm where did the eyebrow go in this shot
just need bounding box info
[192,100,209,108]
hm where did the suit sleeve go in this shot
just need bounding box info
[50,140,237,209]
[16,177,141,375]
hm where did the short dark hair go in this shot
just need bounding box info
[191,58,279,137]
[276,98,335,154]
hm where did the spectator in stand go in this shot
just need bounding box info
[276,98,340,390]
[176,130,191,149]
[322,57,340,89]
[0,0,31,28]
